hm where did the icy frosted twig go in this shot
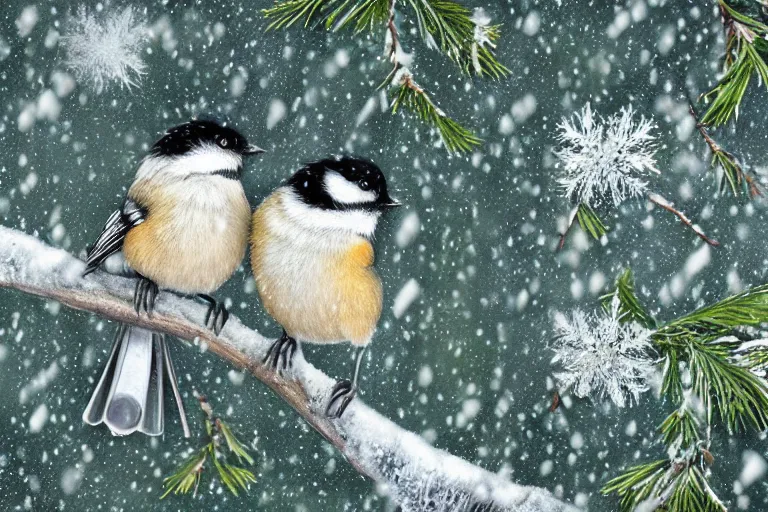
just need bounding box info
[646,193,720,247]
[0,226,575,512]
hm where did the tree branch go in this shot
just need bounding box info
[0,226,576,512]
[647,193,720,247]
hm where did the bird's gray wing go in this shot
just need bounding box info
[83,198,146,276]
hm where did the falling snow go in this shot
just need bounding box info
[555,103,659,207]
[61,6,148,93]
[551,295,656,407]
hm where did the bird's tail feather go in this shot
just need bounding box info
[83,324,189,437]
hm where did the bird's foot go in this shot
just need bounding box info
[325,379,357,419]
[263,331,297,372]
[198,294,229,335]
[133,277,158,317]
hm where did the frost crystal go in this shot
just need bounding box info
[551,295,655,407]
[555,103,659,207]
[61,6,148,93]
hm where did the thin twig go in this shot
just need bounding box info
[557,206,579,251]
[689,104,762,197]
[647,193,720,247]
[0,226,575,512]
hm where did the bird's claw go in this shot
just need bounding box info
[133,278,158,317]
[325,379,356,419]
[263,332,297,372]
[198,294,229,335]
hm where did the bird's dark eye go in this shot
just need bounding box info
[359,180,371,191]
[219,138,229,148]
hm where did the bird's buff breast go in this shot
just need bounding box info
[250,195,383,345]
[123,179,250,294]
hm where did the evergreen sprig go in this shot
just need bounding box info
[389,71,481,152]
[601,268,656,329]
[592,270,768,511]
[557,202,609,249]
[162,396,256,499]
[263,0,508,152]
[576,202,608,240]
[701,0,768,127]
[689,105,762,198]
[405,0,509,78]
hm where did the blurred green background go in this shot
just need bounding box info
[1,0,767,510]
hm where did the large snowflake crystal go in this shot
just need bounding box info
[61,6,148,94]
[555,103,659,207]
[551,295,656,407]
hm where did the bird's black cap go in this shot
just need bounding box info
[287,155,401,211]
[150,119,264,157]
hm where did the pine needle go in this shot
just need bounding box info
[405,0,509,78]
[600,268,656,329]
[701,0,768,127]
[389,72,481,152]
[161,396,256,499]
[575,202,608,240]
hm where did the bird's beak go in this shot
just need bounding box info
[381,198,402,208]
[243,145,266,156]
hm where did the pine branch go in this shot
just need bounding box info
[600,268,656,329]
[389,69,481,152]
[689,105,762,198]
[687,339,768,432]
[0,226,575,512]
[598,270,768,510]
[263,0,500,152]
[655,283,768,340]
[163,395,256,498]
[701,0,768,127]
[404,0,509,78]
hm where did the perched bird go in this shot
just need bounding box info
[250,156,400,418]
[81,119,264,436]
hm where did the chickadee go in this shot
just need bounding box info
[250,156,400,418]
[81,120,264,436]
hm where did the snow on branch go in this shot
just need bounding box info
[0,226,576,512]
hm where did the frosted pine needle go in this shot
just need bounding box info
[551,295,656,407]
[555,103,659,207]
[61,6,148,94]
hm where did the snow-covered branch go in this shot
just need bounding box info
[0,226,576,512]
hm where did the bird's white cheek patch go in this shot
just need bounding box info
[324,172,376,205]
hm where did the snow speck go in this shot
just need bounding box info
[19,361,59,404]
[522,12,540,36]
[417,365,433,387]
[266,99,287,130]
[0,36,10,61]
[60,466,83,495]
[16,6,39,38]
[28,404,49,433]
[393,279,421,319]
[740,451,767,488]
[511,94,537,124]
[606,10,630,39]
[684,243,711,279]
[396,212,421,248]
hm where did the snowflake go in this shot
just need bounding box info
[61,6,148,94]
[550,295,656,407]
[554,103,659,207]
